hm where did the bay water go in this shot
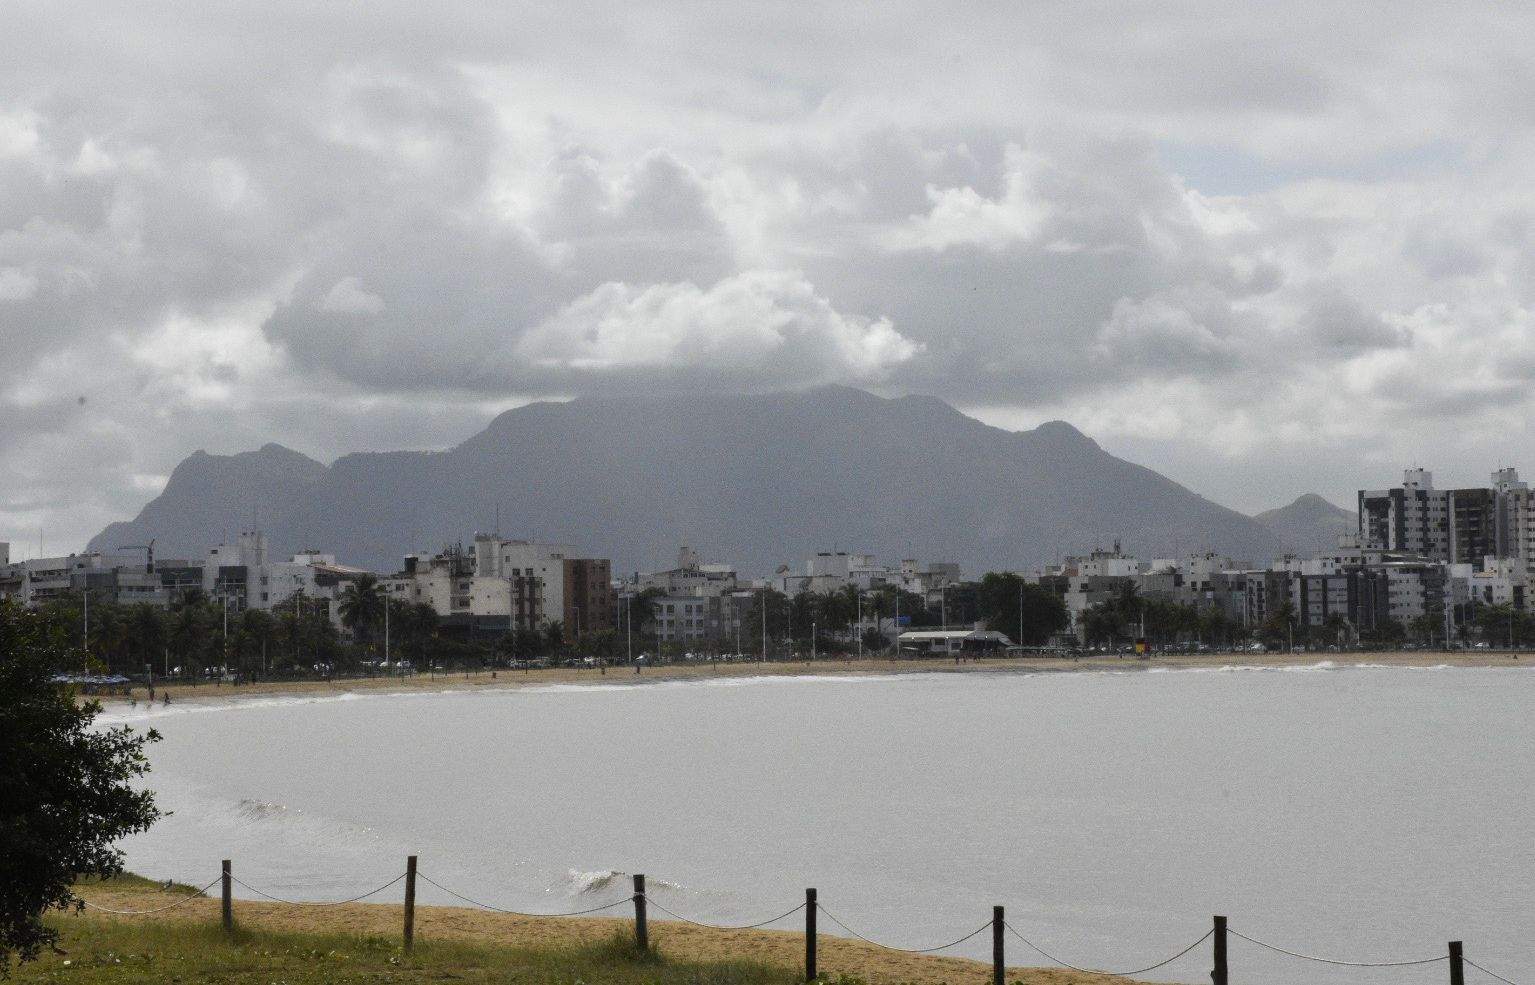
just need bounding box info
[104,665,1535,984]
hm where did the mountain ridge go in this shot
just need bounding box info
[91,386,1284,575]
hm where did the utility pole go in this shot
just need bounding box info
[82,588,89,675]
[857,593,863,660]
[384,593,391,665]
[811,620,816,662]
[1018,579,1024,648]
[627,592,633,664]
[761,587,767,662]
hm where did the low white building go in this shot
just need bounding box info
[896,629,1013,655]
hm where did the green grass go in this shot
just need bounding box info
[10,920,808,985]
[71,872,207,895]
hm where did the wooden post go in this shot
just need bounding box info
[633,874,648,951]
[805,889,817,982]
[403,856,417,953]
[1211,915,1227,985]
[992,906,1005,985]
[221,859,232,931]
[1449,941,1464,985]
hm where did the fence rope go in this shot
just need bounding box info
[229,872,407,906]
[644,896,806,931]
[1006,922,1213,977]
[415,872,633,917]
[816,905,992,954]
[80,876,225,915]
[1466,956,1523,985]
[1229,928,1450,968]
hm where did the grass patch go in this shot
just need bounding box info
[71,872,207,895]
[9,914,803,985]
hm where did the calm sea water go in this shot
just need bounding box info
[104,665,1535,985]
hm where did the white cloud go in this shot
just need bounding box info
[882,144,1051,251]
[0,267,37,301]
[319,276,386,314]
[515,270,919,382]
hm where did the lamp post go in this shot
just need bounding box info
[1018,579,1025,650]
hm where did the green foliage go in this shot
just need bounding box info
[976,573,1069,645]
[15,909,799,985]
[1359,617,1407,644]
[1472,603,1535,646]
[0,602,162,972]
[739,589,792,653]
[1078,582,1221,647]
[338,574,385,645]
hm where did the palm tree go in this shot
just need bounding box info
[543,620,565,655]
[338,574,385,647]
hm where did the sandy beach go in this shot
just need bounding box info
[99,648,1533,707]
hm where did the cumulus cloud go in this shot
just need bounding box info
[515,270,918,384]
[0,266,36,300]
[319,277,386,315]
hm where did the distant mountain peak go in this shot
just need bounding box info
[1028,419,1100,450]
[1255,492,1354,556]
[1257,493,1351,520]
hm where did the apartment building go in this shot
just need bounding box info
[386,543,544,637]
[0,551,166,607]
[564,557,615,636]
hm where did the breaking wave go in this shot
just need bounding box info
[563,869,679,895]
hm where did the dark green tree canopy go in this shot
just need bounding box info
[0,602,162,972]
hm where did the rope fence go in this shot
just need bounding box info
[229,872,407,907]
[815,906,992,954]
[415,871,635,918]
[1467,956,1523,985]
[1005,921,1213,977]
[81,856,1528,985]
[1228,926,1450,968]
[80,876,225,916]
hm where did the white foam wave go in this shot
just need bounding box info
[562,868,679,895]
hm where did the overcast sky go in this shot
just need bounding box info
[4,2,1534,558]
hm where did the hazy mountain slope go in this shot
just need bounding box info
[90,387,1283,574]
[91,443,328,563]
[1254,493,1356,556]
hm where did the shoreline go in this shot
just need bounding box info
[98,648,1533,708]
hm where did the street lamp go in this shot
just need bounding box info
[857,592,863,660]
[81,587,90,676]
